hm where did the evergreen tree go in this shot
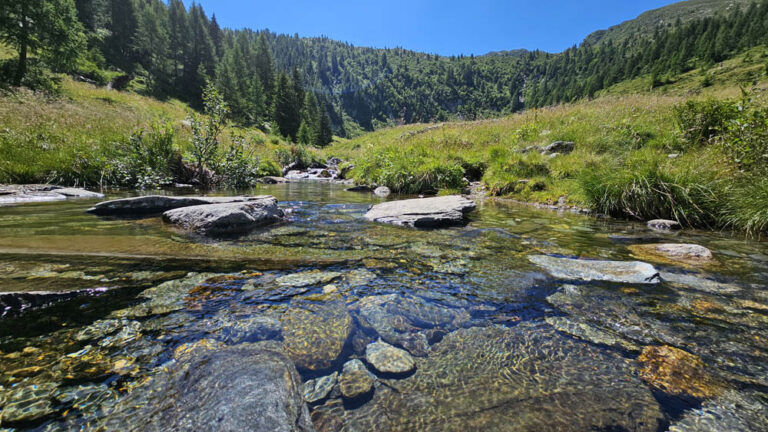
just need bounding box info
[134,0,170,94]
[273,72,301,140]
[106,0,138,72]
[254,33,275,110]
[0,0,85,86]
[315,103,333,147]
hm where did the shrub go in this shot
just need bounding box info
[188,82,228,185]
[256,159,281,177]
[720,100,768,173]
[217,140,261,189]
[673,99,738,147]
[274,144,320,169]
[116,122,178,189]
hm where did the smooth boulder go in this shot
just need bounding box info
[162,197,283,235]
[529,255,660,284]
[647,219,681,231]
[629,243,713,266]
[87,195,262,216]
[364,195,476,228]
[96,346,314,431]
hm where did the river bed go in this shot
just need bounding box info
[1,183,767,431]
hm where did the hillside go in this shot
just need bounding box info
[584,0,754,45]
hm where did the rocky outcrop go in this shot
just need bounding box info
[543,140,575,155]
[364,195,476,228]
[86,195,264,216]
[529,255,661,284]
[162,197,283,235]
[0,185,103,205]
[96,345,314,431]
[629,243,713,266]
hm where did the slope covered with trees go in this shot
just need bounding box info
[1,0,767,138]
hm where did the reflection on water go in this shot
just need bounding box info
[0,183,767,431]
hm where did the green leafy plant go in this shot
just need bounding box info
[188,81,229,186]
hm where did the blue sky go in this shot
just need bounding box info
[195,0,681,55]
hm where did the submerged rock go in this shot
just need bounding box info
[86,195,262,216]
[354,294,470,356]
[303,372,338,404]
[638,345,725,398]
[340,323,663,431]
[529,255,661,284]
[0,382,58,424]
[669,390,768,431]
[162,197,283,235]
[629,243,714,266]
[364,195,476,228]
[339,359,375,399]
[282,301,353,370]
[365,341,415,374]
[276,270,343,288]
[660,271,741,294]
[0,184,103,205]
[97,346,313,431]
[545,316,640,352]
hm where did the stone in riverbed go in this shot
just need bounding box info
[339,359,375,399]
[364,195,476,228]
[0,382,58,424]
[373,186,391,197]
[96,345,313,431]
[303,372,338,404]
[669,390,768,431]
[162,197,283,235]
[282,301,353,370]
[365,340,415,374]
[545,316,640,352]
[529,255,661,284]
[275,270,343,287]
[638,345,725,398]
[86,195,264,216]
[629,243,713,266]
[647,219,681,231]
[339,323,663,431]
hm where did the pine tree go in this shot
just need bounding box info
[106,0,138,72]
[0,0,85,86]
[134,0,170,95]
[254,33,275,111]
[315,104,333,147]
[273,72,300,140]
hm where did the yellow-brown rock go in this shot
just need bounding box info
[638,345,724,398]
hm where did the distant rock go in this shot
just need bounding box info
[162,197,283,235]
[364,195,476,228]
[647,219,681,231]
[373,186,391,197]
[529,255,661,284]
[346,185,373,193]
[0,184,103,205]
[87,195,264,216]
[543,141,575,154]
[629,243,713,266]
[365,340,416,374]
[258,176,290,184]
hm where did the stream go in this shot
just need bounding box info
[1,182,767,431]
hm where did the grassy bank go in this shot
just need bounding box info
[323,49,768,234]
[0,77,291,187]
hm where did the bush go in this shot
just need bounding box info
[218,140,260,189]
[274,144,320,169]
[0,59,61,93]
[256,159,281,177]
[673,99,738,147]
[720,99,768,173]
[115,122,178,189]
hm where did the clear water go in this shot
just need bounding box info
[0,183,767,431]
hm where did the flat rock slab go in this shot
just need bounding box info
[86,195,264,216]
[629,243,713,266]
[162,197,283,235]
[529,255,660,284]
[364,195,476,228]
[0,185,103,205]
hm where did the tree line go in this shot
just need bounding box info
[1,0,767,138]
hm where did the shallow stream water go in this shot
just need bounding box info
[1,183,767,431]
